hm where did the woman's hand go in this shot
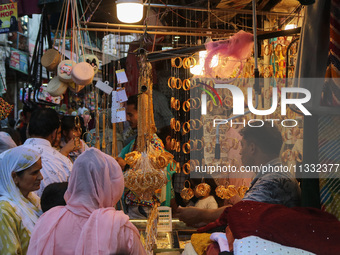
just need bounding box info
[60,138,81,156]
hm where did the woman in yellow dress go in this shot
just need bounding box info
[0,146,43,254]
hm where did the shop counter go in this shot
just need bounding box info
[130,218,197,254]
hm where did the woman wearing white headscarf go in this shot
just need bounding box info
[0,146,43,254]
[27,147,146,255]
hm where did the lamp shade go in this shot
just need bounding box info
[116,0,143,23]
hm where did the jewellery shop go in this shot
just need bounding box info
[10,0,340,254]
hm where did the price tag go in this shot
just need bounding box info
[116,69,128,84]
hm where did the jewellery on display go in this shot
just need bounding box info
[183,121,190,134]
[182,142,191,154]
[171,57,183,68]
[195,182,211,197]
[175,78,182,90]
[175,120,181,132]
[182,162,191,174]
[183,57,197,69]
[183,79,191,91]
[183,100,190,112]
[181,180,194,200]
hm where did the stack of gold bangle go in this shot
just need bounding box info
[170,97,181,111]
[189,97,201,109]
[190,139,204,151]
[182,141,191,154]
[182,57,197,69]
[170,118,181,132]
[182,100,190,112]
[168,77,176,89]
[183,121,190,134]
[171,57,183,68]
[182,161,191,174]
[190,119,203,130]
[182,79,191,91]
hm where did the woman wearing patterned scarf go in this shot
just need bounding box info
[0,146,43,254]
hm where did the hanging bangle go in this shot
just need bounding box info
[175,120,181,132]
[183,79,191,91]
[183,100,190,112]
[182,142,191,154]
[174,99,181,111]
[171,57,183,68]
[182,162,191,174]
[183,121,190,134]
[176,78,182,90]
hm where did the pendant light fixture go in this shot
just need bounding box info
[116,0,144,23]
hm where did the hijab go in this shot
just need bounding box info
[0,145,42,234]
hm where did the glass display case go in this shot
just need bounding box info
[130,218,197,254]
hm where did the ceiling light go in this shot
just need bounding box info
[116,0,143,23]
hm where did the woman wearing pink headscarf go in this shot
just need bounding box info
[27,147,146,255]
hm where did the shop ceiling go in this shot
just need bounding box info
[78,0,302,42]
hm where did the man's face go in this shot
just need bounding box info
[126,104,138,129]
[239,138,255,166]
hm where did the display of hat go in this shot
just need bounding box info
[79,54,100,74]
[46,76,68,97]
[71,62,94,86]
[57,60,76,83]
[67,82,85,93]
[41,49,61,71]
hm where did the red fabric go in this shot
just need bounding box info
[197,206,231,233]
[227,200,340,255]
[124,44,158,97]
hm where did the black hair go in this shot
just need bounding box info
[127,94,138,110]
[28,108,60,138]
[23,105,34,118]
[239,121,283,156]
[157,125,172,147]
[61,115,85,138]
[41,182,68,212]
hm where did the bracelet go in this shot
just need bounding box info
[182,162,191,174]
[183,100,190,112]
[183,79,191,91]
[170,118,176,130]
[175,78,182,90]
[182,142,191,154]
[188,98,197,109]
[176,141,181,153]
[196,139,203,151]
[174,99,181,111]
[168,77,176,89]
[171,57,183,68]
[170,97,175,109]
[171,138,177,150]
[175,120,181,132]
[183,121,190,134]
